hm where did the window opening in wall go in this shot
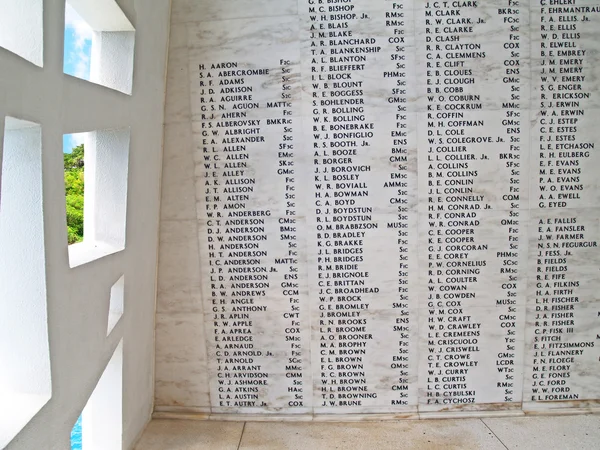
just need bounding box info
[65,128,130,267]
[63,0,135,94]
[64,133,85,244]
[70,340,123,450]
[0,0,43,66]
[0,117,51,448]
[63,2,92,81]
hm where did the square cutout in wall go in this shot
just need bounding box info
[0,117,51,447]
[0,0,43,66]
[65,128,130,268]
[64,0,135,94]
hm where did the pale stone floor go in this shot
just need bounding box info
[135,414,600,449]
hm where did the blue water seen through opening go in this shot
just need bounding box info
[70,415,82,450]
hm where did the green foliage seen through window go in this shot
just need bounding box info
[64,144,84,244]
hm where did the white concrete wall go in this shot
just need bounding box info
[0,0,44,66]
[0,124,49,397]
[0,121,52,447]
[0,0,170,448]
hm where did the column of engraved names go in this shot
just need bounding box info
[418,0,528,409]
[196,59,307,411]
[276,58,307,409]
[493,1,529,406]
[303,0,388,411]
[198,63,271,409]
[382,0,418,407]
[527,1,600,406]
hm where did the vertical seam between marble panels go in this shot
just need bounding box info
[293,8,316,417]
[480,419,510,450]
[237,422,247,450]
[520,0,535,411]
[187,17,215,411]
[411,0,422,415]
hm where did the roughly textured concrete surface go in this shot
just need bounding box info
[483,414,600,450]
[238,420,504,450]
[136,415,600,449]
[135,420,244,450]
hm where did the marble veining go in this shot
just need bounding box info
[154,0,600,417]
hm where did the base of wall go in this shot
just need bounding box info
[153,406,600,422]
[128,413,153,450]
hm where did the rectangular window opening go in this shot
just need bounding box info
[63,3,92,81]
[65,129,130,268]
[64,0,135,94]
[64,133,85,245]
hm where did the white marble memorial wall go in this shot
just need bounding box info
[155,0,600,418]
